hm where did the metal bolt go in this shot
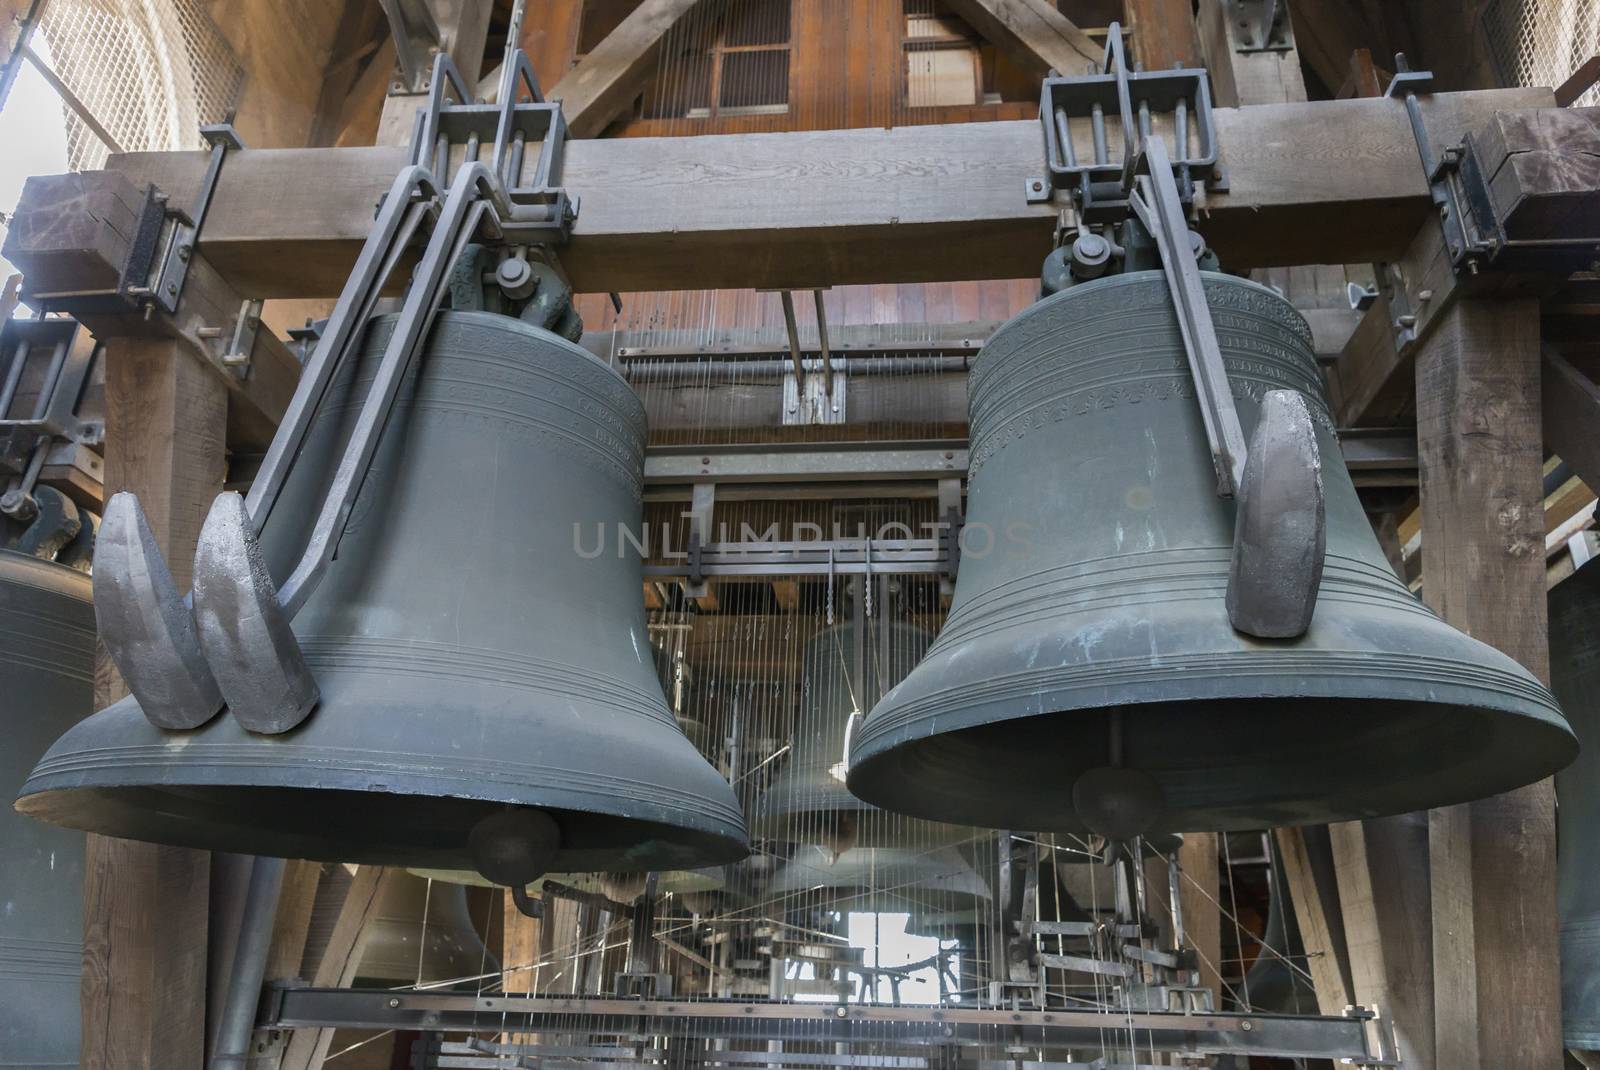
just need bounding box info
[943,451,954,459]
[1030,179,1043,191]
[177,243,191,261]
[167,283,178,295]
[700,457,711,465]
[387,997,401,1009]
[1240,1020,1253,1032]
[1418,289,1434,302]
[835,1006,847,1018]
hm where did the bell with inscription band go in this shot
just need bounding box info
[17,311,749,879]
[1548,558,1600,1064]
[754,621,971,851]
[1,549,94,1070]
[847,271,1575,834]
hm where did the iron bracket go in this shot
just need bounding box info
[1226,0,1294,52]
[147,123,245,315]
[1033,22,1219,222]
[1388,53,1599,278]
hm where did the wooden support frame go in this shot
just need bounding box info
[548,0,711,138]
[81,337,227,1070]
[1416,296,1562,1068]
[5,88,1553,300]
[940,0,1102,79]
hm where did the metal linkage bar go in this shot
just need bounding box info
[260,989,1398,1065]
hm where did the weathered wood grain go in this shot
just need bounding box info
[1415,296,1562,1070]
[23,88,1550,298]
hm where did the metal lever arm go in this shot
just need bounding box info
[1128,136,1246,498]
[1129,136,1325,639]
[192,164,500,734]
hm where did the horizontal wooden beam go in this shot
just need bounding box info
[9,87,1549,300]
[1,170,301,452]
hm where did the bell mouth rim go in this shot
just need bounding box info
[845,656,1577,834]
[15,780,751,876]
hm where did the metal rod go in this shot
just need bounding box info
[778,290,804,381]
[812,289,832,394]
[209,856,287,1070]
[623,354,967,381]
[19,44,125,154]
[0,0,47,115]
[0,339,31,416]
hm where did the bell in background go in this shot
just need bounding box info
[848,271,1574,834]
[1548,557,1600,1065]
[18,312,748,876]
[355,873,497,988]
[755,621,970,852]
[1,549,94,1069]
[771,845,992,915]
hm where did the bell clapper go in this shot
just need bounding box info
[469,808,562,912]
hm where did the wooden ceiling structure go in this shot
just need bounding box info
[4,1,1600,1068]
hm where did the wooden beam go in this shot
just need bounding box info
[82,336,227,1070]
[548,0,708,139]
[1273,826,1354,1016]
[941,0,1102,79]
[1329,816,1435,1069]
[1415,296,1562,1069]
[281,866,398,1070]
[1544,347,1600,492]
[1123,0,1202,71]
[20,88,1551,299]
[1,169,303,452]
[1197,0,1307,106]
[1177,833,1223,996]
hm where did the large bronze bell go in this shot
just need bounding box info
[755,621,969,850]
[1549,558,1600,1061]
[1,549,93,1068]
[17,312,748,875]
[848,272,1574,833]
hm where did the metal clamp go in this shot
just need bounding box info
[408,50,577,244]
[1388,52,1598,278]
[1033,23,1218,221]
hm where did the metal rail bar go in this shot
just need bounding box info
[260,989,1391,1063]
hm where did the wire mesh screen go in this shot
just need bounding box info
[37,0,243,169]
[1485,0,1600,104]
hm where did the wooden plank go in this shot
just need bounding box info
[548,0,708,138]
[281,866,398,1070]
[1415,296,1562,1070]
[33,87,1552,299]
[1328,816,1435,1069]
[1197,0,1307,107]
[1,169,302,452]
[941,0,1102,79]
[1543,347,1600,493]
[82,336,227,1070]
[1272,826,1354,1016]
[1123,0,1202,71]
[1177,833,1223,995]
[1475,107,1600,243]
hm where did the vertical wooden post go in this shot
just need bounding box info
[1177,834,1223,995]
[1329,815,1435,1068]
[1415,296,1562,1069]
[1123,0,1202,71]
[82,338,227,1070]
[1273,826,1355,1015]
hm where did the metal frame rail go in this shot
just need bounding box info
[258,989,1399,1066]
